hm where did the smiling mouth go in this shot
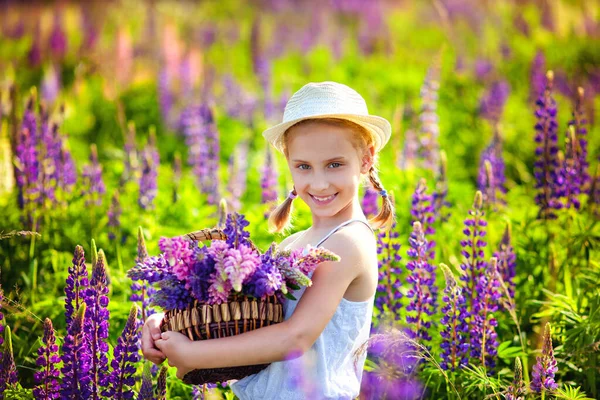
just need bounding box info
[310,193,338,204]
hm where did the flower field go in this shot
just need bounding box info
[0,0,599,399]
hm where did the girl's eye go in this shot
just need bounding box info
[298,164,311,170]
[329,162,342,168]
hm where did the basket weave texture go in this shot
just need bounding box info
[158,228,284,385]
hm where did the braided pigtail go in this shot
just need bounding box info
[368,167,395,230]
[268,189,297,233]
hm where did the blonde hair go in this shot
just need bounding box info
[268,118,395,233]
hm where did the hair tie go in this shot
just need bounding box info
[379,189,388,198]
[289,190,297,200]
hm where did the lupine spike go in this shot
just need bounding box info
[64,245,89,336]
[33,318,61,400]
[531,322,558,392]
[137,362,154,400]
[60,303,90,398]
[84,250,111,399]
[506,357,526,400]
[405,221,437,343]
[433,149,451,222]
[410,178,436,259]
[439,264,469,371]
[261,146,279,207]
[374,220,403,321]
[417,63,441,171]
[0,324,18,392]
[155,366,168,400]
[494,222,516,302]
[567,87,590,194]
[138,129,159,210]
[102,304,140,399]
[81,143,106,207]
[562,125,582,209]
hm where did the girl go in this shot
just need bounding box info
[144,81,394,399]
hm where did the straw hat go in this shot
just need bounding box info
[263,81,392,154]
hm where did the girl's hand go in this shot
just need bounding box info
[141,312,167,365]
[154,331,194,379]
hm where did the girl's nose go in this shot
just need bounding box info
[310,173,330,192]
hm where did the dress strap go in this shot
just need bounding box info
[315,219,373,247]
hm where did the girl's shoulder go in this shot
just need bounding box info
[279,229,307,249]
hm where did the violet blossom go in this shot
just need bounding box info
[418,65,441,171]
[568,87,590,194]
[494,223,516,302]
[130,227,156,322]
[138,130,159,210]
[138,362,154,400]
[530,50,546,100]
[478,128,507,207]
[439,264,469,371]
[506,357,526,400]
[102,305,140,399]
[65,245,89,336]
[83,248,111,398]
[530,322,558,393]
[0,325,18,393]
[49,11,67,58]
[534,71,564,219]
[33,318,61,400]
[226,142,249,212]
[81,144,106,207]
[375,221,402,320]
[261,146,279,205]
[60,303,91,399]
[433,150,451,222]
[479,80,510,124]
[362,186,379,218]
[405,222,437,343]
[410,178,436,259]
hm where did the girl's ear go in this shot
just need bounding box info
[361,145,375,174]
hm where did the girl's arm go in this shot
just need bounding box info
[181,228,369,370]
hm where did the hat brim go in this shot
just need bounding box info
[263,113,392,154]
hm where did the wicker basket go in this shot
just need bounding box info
[159,227,284,385]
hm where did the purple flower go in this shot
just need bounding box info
[474,58,494,82]
[57,134,78,196]
[108,192,122,241]
[138,362,154,400]
[418,66,441,171]
[566,87,590,195]
[478,128,507,207]
[494,223,516,301]
[158,236,197,282]
[530,50,546,100]
[81,144,106,207]
[130,227,156,322]
[102,305,140,399]
[29,22,42,67]
[41,65,61,106]
[459,191,488,312]
[433,150,451,222]
[410,178,436,259]
[33,318,61,399]
[534,71,564,219]
[223,212,252,248]
[375,221,403,319]
[60,303,91,399]
[261,147,279,206]
[0,325,18,393]
[469,258,501,373]
[439,264,470,371]
[15,95,40,216]
[362,187,379,218]
[154,275,196,309]
[192,383,217,399]
[530,322,559,393]
[138,131,159,210]
[226,142,249,212]
[479,80,510,124]
[83,249,111,397]
[158,68,175,128]
[65,245,90,336]
[244,255,283,298]
[405,222,437,343]
[49,11,68,58]
[222,245,261,292]
[506,357,526,400]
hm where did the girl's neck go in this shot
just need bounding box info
[309,197,367,233]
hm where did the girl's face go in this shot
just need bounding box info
[285,121,372,220]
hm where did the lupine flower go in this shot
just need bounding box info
[534,71,564,219]
[494,223,516,301]
[223,212,252,248]
[478,128,507,207]
[158,68,174,128]
[65,245,89,335]
[84,249,111,398]
[531,322,559,393]
[39,121,64,209]
[139,130,159,210]
[130,227,156,322]
[226,142,249,212]
[28,22,42,67]
[220,75,259,126]
[57,135,77,196]
[41,65,61,106]
[562,127,582,210]
[102,305,140,399]
[49,11,67,58]
[410,178,436,259]
[261,146,278,206]
[418,65,441,171]
[192,384,218,399]
[137,362,154,400]
[375,221,403,320]
[0,325,18,393]
[479,80,510,124]
[222,245,261,291]
[405,222,437,343]
[459,191,488,311]
[439,264,469,371]
[470,258,501,372]
[568,87,590,194]
[506,357,526,400]
[530,50,546,100]
[81,144,106,207]
[433,150,451,222]
[108,192,122,241]
[60,303,91,399]
[155,366,168,399]
[159,235,197,282]
[15,101,40,218]
[362,187,379,218]
[244,251,284,298]
[33,318,61,400]
[155,275,196,309]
